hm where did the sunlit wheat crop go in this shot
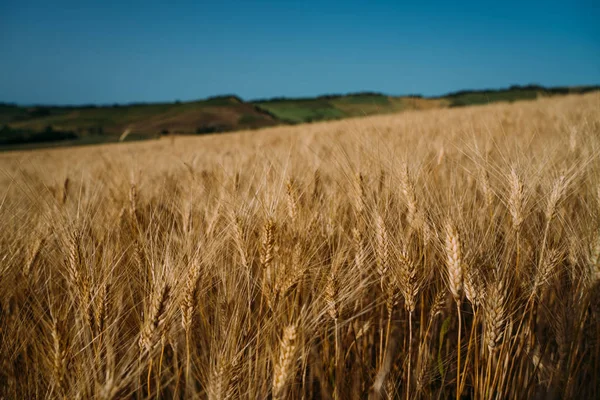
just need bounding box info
[1,93,599,399]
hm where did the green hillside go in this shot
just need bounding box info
[253,98,345,124]
[253,93,445,124]
[441,84,600,107]
[0,96,280,147]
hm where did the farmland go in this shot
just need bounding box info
[1,92,599,398]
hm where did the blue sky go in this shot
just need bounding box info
[1,0,599,105]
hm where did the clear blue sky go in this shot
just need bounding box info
[1,0,599,105]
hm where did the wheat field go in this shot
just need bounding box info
[1,93,599,399]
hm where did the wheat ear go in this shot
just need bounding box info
[508,168,524,232]
[444,221,463,398]
[286,178,298,225]
[51,319,67,394]
[375,213,389,286]
[272,325,298,400]
[485,278,507,352]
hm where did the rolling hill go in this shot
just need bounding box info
[1,84,598,149]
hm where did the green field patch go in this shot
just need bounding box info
[255,100,346,124]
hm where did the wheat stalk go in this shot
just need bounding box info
[508,168,524,232]
[129,182,138,227]
[444,222,464,303]
[394,245,420,313]
[51,319,67,394]
[24,236,44,278]
[479,168,494,215]
[208,358,239,400]
[325,270,339,321]
[444,221,464,398]
[61,177,70,205]
[375,213,389,285]
[464,263,484,309]
[286,178,298,225]
[139,282,171,354]
[400,164,421,230]
[485,278,507,352]
[353,173,366,215]
[94,281,110,336]
[272,324,298,400]
[588,229,600,285]
[545,176,566,223]
[260,219,276,273]
[532,248,560,300]
[181,261,202,332]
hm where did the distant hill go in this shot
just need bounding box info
[254,92,445,124]
[437,84,600,107]
[0,95,279,147]
[1,85,598,150]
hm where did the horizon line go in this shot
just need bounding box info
[2,82,599,108]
